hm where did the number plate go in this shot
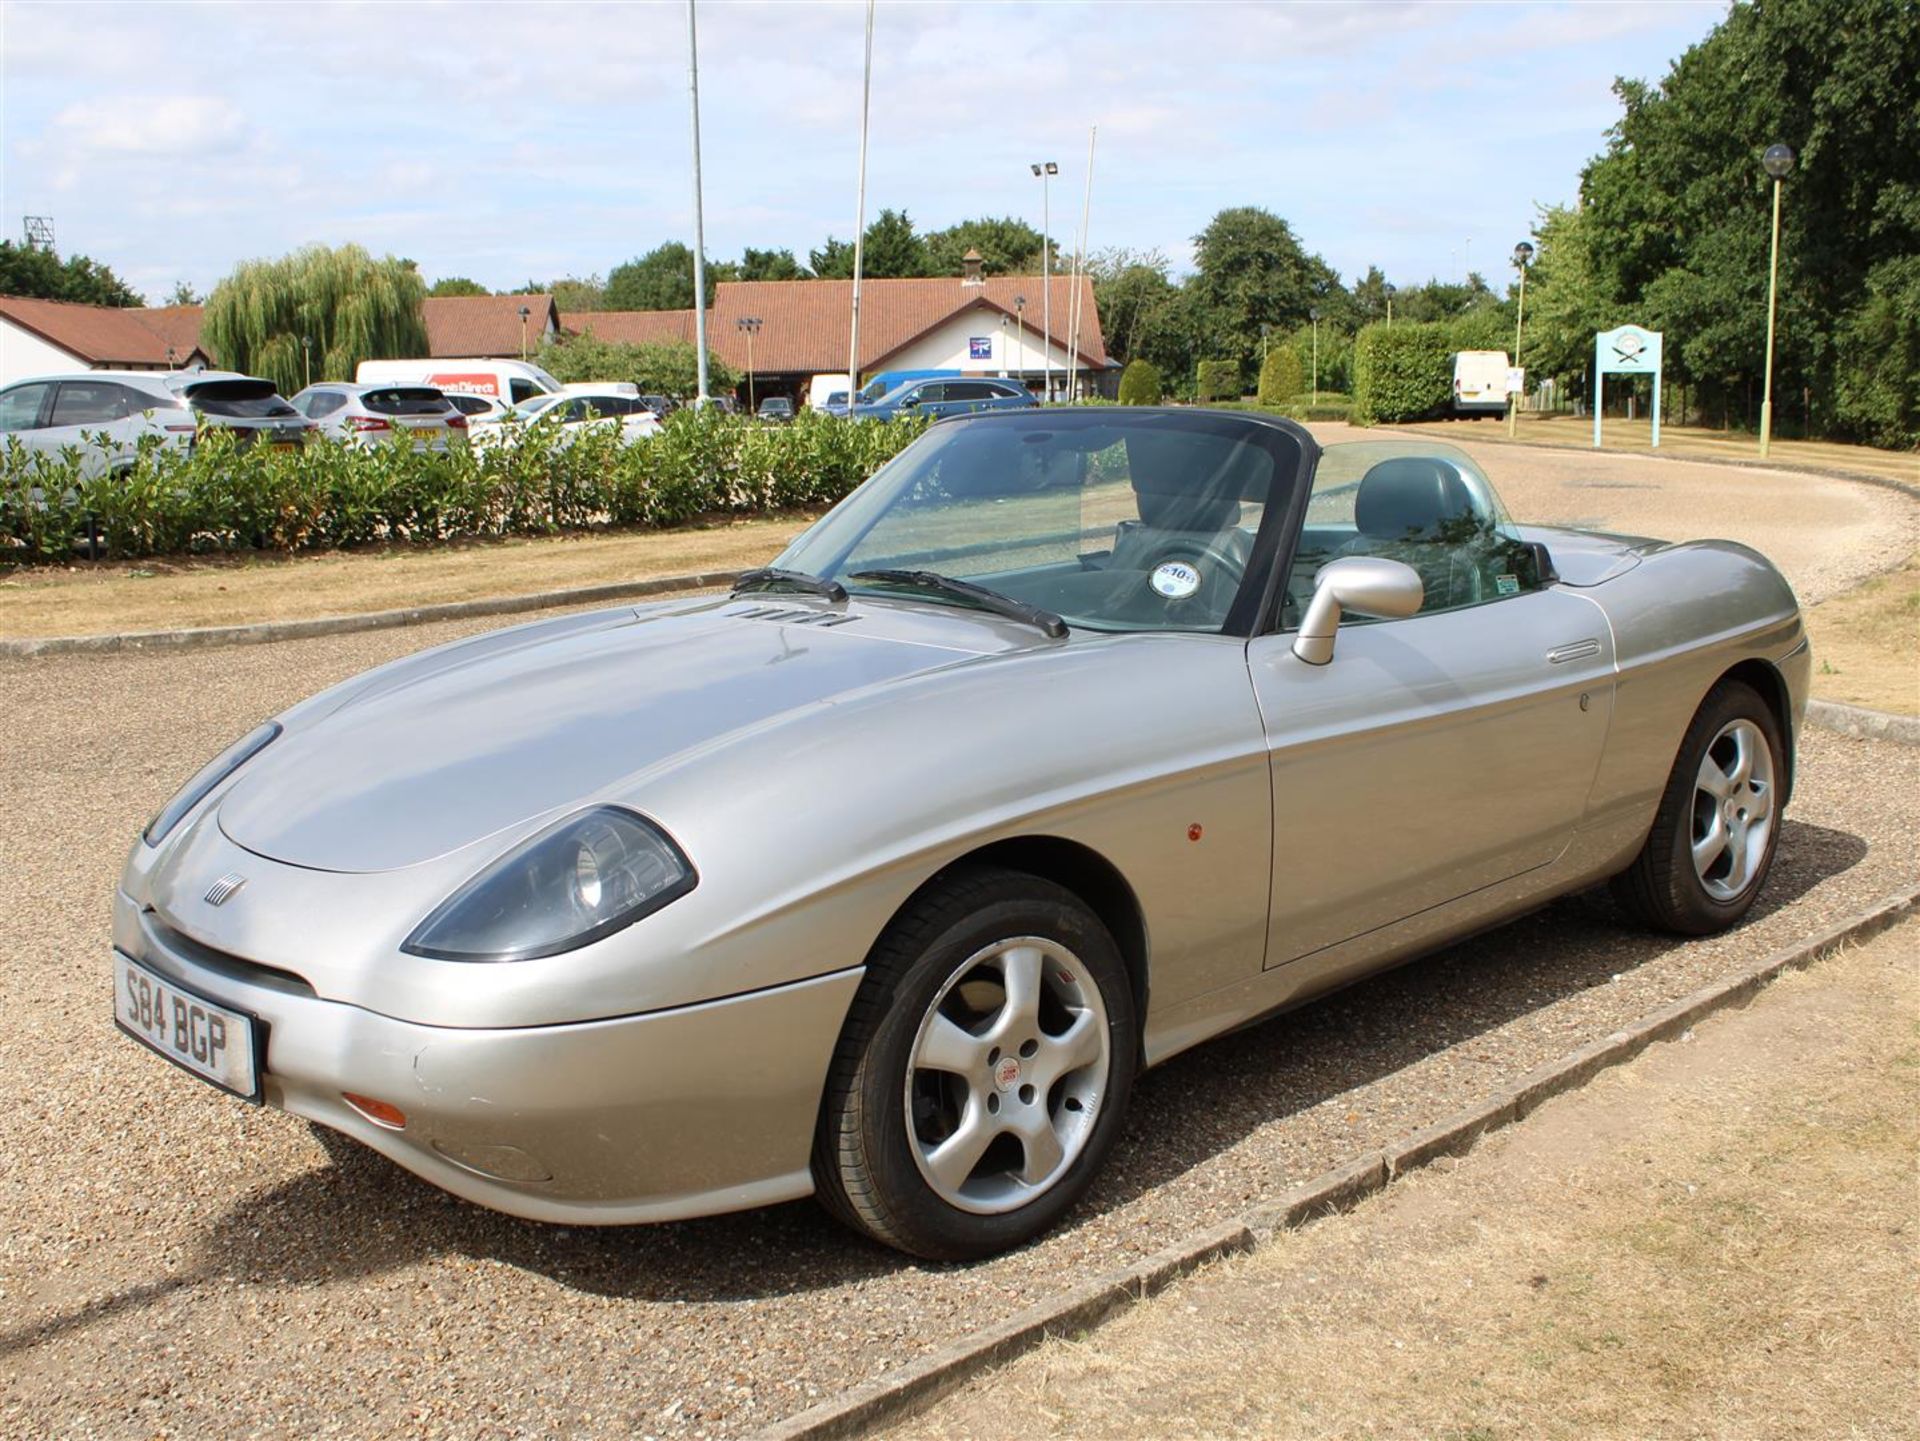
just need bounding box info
[113,952,262,1101]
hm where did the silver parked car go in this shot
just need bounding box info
[114,410,1808,1259]
[0,369,308,477]
[289,382,469,450]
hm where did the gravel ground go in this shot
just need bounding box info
[3,451,1917,1439]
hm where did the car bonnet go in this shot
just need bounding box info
[216,602,993,873]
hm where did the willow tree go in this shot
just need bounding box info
[202,244,428,393]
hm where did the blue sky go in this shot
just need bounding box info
[1,0,1725,304]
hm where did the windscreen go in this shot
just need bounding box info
[774,411,1300,635]
[362,388,450,417]
[186,380,299,418]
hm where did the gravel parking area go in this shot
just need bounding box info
[2,606,1916,1438]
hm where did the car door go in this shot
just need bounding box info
[0,381,55,455]
[1246,447,1616,973]
[903,382,948,418]
[41,379,142,477]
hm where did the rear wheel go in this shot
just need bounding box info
[1612,680,1783,934]
[813,867,1137,1260]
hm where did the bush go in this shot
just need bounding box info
[1116,359,1164,406]
[1257,344,1303,406]
[1351,322,1457,424]
[0,411,929,566]
[1195,359,1240,403]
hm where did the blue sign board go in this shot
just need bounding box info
[969,336,993,361]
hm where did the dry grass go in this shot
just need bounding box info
[887,924,1920,1441]
[1393,413,1920,487]
[1805,551,1920,715]
[0,515,811,636]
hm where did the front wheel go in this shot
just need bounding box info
[1612,679,1784,934]
[813,867,1138,1260]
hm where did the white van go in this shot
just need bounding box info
[355,358,563,407]
[807,373,852,412]
[1451,351,1511,417]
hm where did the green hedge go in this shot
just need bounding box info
[1116,359,1164,405]
[1351,322,1453,424]
[0,410,928,565]
[1352,313,1513,425]
[1195,359,1240,403]
[1256,344,1303,406]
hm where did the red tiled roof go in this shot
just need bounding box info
[704,275,1107,373]
[561,309,701,346]
[422,294,557,358]
[0,296,210,366]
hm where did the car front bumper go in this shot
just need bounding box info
[113,891,862,1224]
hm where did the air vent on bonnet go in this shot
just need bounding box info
[727,605,861,628]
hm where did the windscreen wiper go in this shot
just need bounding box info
[732,567,848,602]
[848,569,1069,639]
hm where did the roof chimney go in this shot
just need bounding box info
[961,248,985,286]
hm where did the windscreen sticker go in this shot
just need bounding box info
[1151,561,1202,599]
[1496,573,1521,596]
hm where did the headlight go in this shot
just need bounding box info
[402,806,697,963]
[144,722,282,846]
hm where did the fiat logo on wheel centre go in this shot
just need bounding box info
[993,1056,1021,1091]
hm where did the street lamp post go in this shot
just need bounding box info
[736,316,762,412]
[1759,143,1795,457]
[1508,241,1533,437]
[517,305,531,362]
[1308,308,1320,407]
[1011,295,1029,389]
[1384,283,1395,328]
[301,335,313,389]
[1030,160,1057,402]
[1260,322,1272,370]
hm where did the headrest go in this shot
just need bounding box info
[1127,432,1259,533]
[1354,457,1479,541]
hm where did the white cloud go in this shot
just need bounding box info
[48,95,249,157]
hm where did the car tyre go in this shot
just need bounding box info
[1612,679,1784,935]
[813,866,1138,1261]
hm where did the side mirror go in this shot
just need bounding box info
[1292,556,1424,665]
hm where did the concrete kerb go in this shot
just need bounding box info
[754,884,1920,1441]
[1805,698,1920,746]
[0,569,741,658]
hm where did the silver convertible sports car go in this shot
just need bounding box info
[114,409,1808,1259]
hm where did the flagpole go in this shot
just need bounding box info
[686,0,710,405]
[846,0,875,401]
[1066,125,1096,401]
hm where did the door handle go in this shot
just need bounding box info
[1547,639,1602,664]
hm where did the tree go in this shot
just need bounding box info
[165,281,204,307]
[0,240,142,306]
[1517,203,1629,399]
[605,243,722,311]
[428,276,490,297]
[859,209,931,278]
[808,210,932,281]
[737,247,805,282]
[1577,0,1920,435]
[1187,207,1345,389]
[542,333,736,398]
[202,244,427,393]
[808,236,855,280]
[1088,248,1194,380]
[923,217,1048,276]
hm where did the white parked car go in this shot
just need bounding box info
[289,383,469,451]
[1451,351,1512,418]
[475,389,661,448]
[440,393,515,430]
[0,370,308,478]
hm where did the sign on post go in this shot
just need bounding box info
[1593,325,1663,449]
